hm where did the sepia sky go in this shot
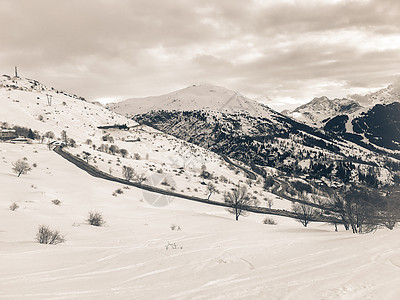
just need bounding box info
[1,0,400,110]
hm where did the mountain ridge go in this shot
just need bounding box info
[107,83,277,118]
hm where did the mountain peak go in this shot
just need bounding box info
[108,83,276,118]
[284,95,362,126]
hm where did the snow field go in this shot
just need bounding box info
[1,143,400,299]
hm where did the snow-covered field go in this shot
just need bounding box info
[1,143,400,299]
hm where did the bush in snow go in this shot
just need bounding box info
[263,217,277,225]
[9,202,19,211]
[36,225,65,245]
[87,211,106,226]
[51,199,61,206]
[170,224,182,231]
[165,242,182,250]
[120,148,128,158]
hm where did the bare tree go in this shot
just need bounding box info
[291,202,316,227]
[264,175,274,189]
[68,138,76,147]
[109,144,119,155]
[381,186,400,230]
[12,159,32,177]
[61,130,68,144]
[122,165,135,181]
[332,185,386,234]
[45,131,55,148]
[206,182,217,200]
[134,173,147,184]
[224,184,253,221]
[245,179,253,187]
[120,148,128,158]
[45,131,55,139]
[266,197,274,209]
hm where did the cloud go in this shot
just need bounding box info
[348,94,370,105]
[0,0,399,110]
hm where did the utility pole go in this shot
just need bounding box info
[46,94,53,106]
[15,66,18,78]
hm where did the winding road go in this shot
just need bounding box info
[53,146,340,223]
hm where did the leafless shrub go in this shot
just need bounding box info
[36,225,65,245]
[134,173,147,184]
[219,175,228,183]
[263,217,277,225]
[165,242,182,250]
[170,224,182,231]
[9,202,19,211]
[51,199,61,206]
[87,211,106,226]
[161,179,170,186]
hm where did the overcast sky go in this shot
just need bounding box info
[1,0,399,111]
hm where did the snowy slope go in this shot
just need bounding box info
[107,83,276,118]
[0,75,269,202]
[1,143,400,299]
[0,75,134,142]
[366,84,400,106]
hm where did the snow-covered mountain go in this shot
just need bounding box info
[365,84,400,106]
[107,82,398,189]
[107,83,276,118]
[284,84,400,128]
[316,85,400,151]
[282,96,362,127]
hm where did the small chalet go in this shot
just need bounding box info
[0,129,17,140]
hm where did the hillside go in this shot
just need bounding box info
[2,75,400,299]
[325,102,400,151]
[115,83,399,189]
[2,143,400,299]
[0,75,133,142]
[0,75,270,205]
